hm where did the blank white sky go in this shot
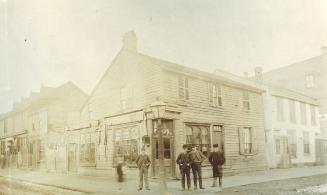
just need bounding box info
[0,0,327,114]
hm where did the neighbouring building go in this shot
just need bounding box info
[251,69,320,168]
[74,31,268,178]
[260,48,327,164]
[0,82,88,171]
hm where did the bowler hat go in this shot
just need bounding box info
[213,144,219,148]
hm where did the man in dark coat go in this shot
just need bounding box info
[176,144,191,190]
[189,145,206,190]
[208,144,225,191]
[135,147,151,191]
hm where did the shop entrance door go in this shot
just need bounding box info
[68,143,77,172]
[152,120,174,177]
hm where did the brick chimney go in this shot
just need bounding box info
[122,31,137,51]
[254,66,263,82]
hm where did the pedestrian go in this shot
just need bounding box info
[189,145,206,190]
[135,147,151,191]
[208,144,225,192]
[116,160,128,190]
[176,144,191,191]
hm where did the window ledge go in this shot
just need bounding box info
[176,100,189,106]
[240,153,255,156]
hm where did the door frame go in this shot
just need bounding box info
[67,143,77,172]
[151,119,175,178]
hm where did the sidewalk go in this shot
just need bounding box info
[1,165,327,194]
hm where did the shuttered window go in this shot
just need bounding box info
[242,91,250,110]
[208,83,222,107]
[178,76,189,100]
[238,127,256,155]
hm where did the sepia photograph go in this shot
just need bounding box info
[0,0,327,194]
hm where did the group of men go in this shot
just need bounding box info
[135,144,225,192]
[176,144,225,191]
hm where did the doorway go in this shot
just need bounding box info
[152,120,174,177]
[67,143,77,172]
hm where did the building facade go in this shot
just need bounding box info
[260,48,327,164]
[0,82,88,171]
[262,84,320,168]
[75,31,268,177]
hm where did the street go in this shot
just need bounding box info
[0,177,84,195]
[213,174,327,195]
[1,174,327,195]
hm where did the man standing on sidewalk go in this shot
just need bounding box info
[176,144,191,191]
[208,144,225,191]
[189,145,206,190]
[135,147,151,191]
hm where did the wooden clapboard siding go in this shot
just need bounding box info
[82,50,163,121]
[161,69,267,172]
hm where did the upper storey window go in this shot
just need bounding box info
[178,76,189,100]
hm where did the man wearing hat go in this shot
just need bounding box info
[208,144,225,191]
[176,144,191,190]
[135,147,151,191]
[189,145,206,190]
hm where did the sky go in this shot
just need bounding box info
[0,0,327,114]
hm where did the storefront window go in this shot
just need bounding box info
[80,143,95,164]
[114,126,139,166]
[186,125,210,156]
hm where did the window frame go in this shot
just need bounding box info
[178,75,189,100]
[208,83,223,107]
[288,99,296,123]
[185,124,211,157]
[300,102,307,125]
[303,131,310,155]
[310,105,317,126]
[305,75,315,88]
[287,130,297,158]
[242,91,250,111]
[238,127,254,155]
[276,97,285,122]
